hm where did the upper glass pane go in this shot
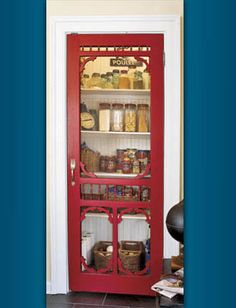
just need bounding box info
[80,56,151,179]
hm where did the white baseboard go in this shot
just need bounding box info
[46,281,51,294]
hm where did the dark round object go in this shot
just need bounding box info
[166,200,184,244]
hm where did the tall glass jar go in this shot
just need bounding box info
[111,103,124,132]
[105,72,113,89]
[118,70,130,89]
[112,69,120,89]
[99,103,111,131]
[124,103,136,132]
[81,74,90,89]
[100,74,107,89]
[134,71,143,89]
[89,72,101,89]
[137,104,149,132]
[128,65,136,89]
[142,69,150,89]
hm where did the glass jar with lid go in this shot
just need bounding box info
[81,74,90,89]
[89,72,101,89]
[128,65,137,89]
[99,103,111,131]
[112,69,120,89]
[134,71,143,89]
[111,103,124,132]
[124,103,136,132]
[142,69,150,89]
[100,74,107,89]
[118,70,130,89]
[137,104,149,132]
[105,72,113,89]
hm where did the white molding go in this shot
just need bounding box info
[46,281,51,294]
[47,15,182,294]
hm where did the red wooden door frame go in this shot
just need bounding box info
[67,34,164,296]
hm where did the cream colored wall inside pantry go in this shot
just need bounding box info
[47,0,184,284]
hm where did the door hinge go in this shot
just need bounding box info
[163,51,166,66]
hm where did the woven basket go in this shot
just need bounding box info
[93,241,113,270]
[119,241,145,272]
[81,147,100,172]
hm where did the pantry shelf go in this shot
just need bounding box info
[81,172,151,179]
[81,88,150,96]
[81,130,150,136]
[85,213,148,220]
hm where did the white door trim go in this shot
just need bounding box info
[47,15,182,294]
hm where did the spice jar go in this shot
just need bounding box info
[105,72,113,89]
[116,149,125,173]
[99,156,107,172]
[111,103,124,132]
[81,74,90,89]
[122,152,132,174]
[128,65,136,89]
[99,103,111,131]
[132,158,140,174]
[137,150,148,173]
[106,156,117,173]
[89,72,101,89]
[137,104,149,132]
[142,69,150,89]
[112,69,120,89]
[134,71,143,89]
[119,70,130,89]
[141,186,150,201]
[124,104,136,132]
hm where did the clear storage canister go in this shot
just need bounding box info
[124,103,136,132]
[111,103,124,132]
[81,74,90,89]
[137,104,149,132]
[134,71,143,89]
[119,70,130,89]
[128,65,136,89]
[100,74,107,88]
[142,69,150,89]
[105,72,113,89]
[99,103,111,131]
[112,69,120,89]
[89,72,101,89]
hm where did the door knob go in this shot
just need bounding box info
[70,159,76,186]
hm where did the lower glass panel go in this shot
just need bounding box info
[117,208,151,275]
[80,206,113,273]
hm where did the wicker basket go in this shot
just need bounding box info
[81,147,100,172]
[93,241,113,270]
[119,241,145,272]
